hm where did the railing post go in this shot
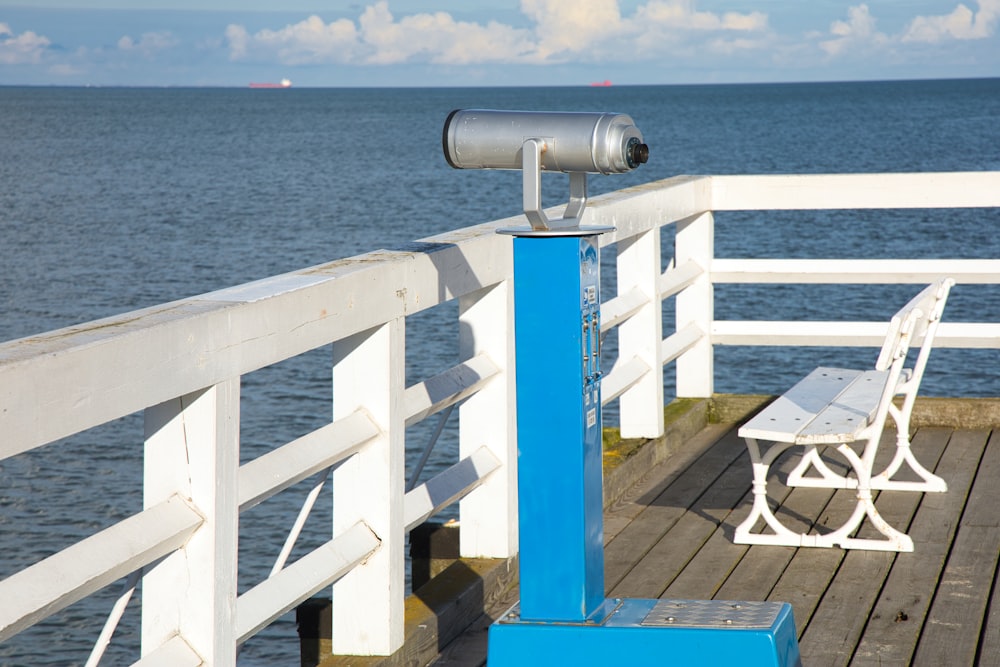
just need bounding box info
[330,320,405,656]
[616,226,666,438]
[458,280,518,558]
[675,211,715,397]
[142,379,240,664]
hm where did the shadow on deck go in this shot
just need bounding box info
[313,395,1000,667]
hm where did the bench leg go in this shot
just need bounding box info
[734,439,810,546]
[871,402,947,492]
[735,439,914,552]
[786,446,856,489]
[822,444,914,551]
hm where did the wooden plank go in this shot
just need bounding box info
[457,279,517,560]
[716,482,839,602]
[657,458,754,600]
[666,449,817,600]
[610,441,752,599]
[980,531,1000,664]
[757,443,878,637]
[710,172,1000,211]
[601,285,649,332]
[659,258,704,300]
[238,410,379,512]
[592,174,711,247]
[661,321,704,365]
[404,447,501,532]
[714,320,1000,350]
[601,355,651,405]
[912,430,1000,665]
[403,354,499,427]
[769,544,846,638]
[603,427,744,591]
[852,428,986,665]
[765,441,881,637]
[603,423,731,544]
[237,522,380,644]
[710,258,1000,285]
[800,550,897,666]
[0,496,202,642]
[428,421,995,667]
[796,433,942,665]
[0,232,513,458]
[662,523,748,600]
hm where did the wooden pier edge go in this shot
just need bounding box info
[297,393,1000,667]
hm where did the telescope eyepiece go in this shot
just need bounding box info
[626,137,649,169]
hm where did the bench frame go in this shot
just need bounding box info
[786,278,954,492]
[733,279,953,552]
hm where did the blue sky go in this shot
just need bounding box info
[1,1,997,86]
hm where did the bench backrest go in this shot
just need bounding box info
[874,278,955,380]
[865,298,922,436]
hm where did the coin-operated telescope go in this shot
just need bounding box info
[442,109,648,233]
[444,110,799,667]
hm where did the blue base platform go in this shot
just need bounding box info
[488,597,801,667]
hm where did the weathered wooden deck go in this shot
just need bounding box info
[433,416,1000,666]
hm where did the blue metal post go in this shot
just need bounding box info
[487,225,802,667]
[513,233,605,622]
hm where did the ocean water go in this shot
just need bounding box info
[1,79,998,665]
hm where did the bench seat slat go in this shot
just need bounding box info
[797,369,890,444]
[739,367,861,442]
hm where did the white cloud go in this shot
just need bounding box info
[224,24,250,60]
[634,0,766,31]
[359,2,535,64]
[816,1,1000,62]
[708,36,769,55]
[820,4,888,56]
[118,31,179,57]
[226,14,361,64]
[902,0,1000,42]
[224,0,770,67]
[521,0,626,60]
[0,22,51,65]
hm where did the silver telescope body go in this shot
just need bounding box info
[442,109,648,175]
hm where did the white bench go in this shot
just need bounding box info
[733,279,954,552]
[786,279,954,493]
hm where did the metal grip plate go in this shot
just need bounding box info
[641,599,783,629]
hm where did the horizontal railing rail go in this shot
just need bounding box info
[1,171,998,664]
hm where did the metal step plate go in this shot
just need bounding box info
[641,599,783,630]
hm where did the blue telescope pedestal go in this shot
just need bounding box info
[488,231,801,666]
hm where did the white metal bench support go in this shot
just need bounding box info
[786,279,953,493]
[735,284,942,552]
[142,379,241,664]
[331,320,405,655]
[876,402,946,490]
[738,437,913,552]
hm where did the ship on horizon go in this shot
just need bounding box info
[250,78,292,89]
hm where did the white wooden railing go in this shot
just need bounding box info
[1,172,998,664]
